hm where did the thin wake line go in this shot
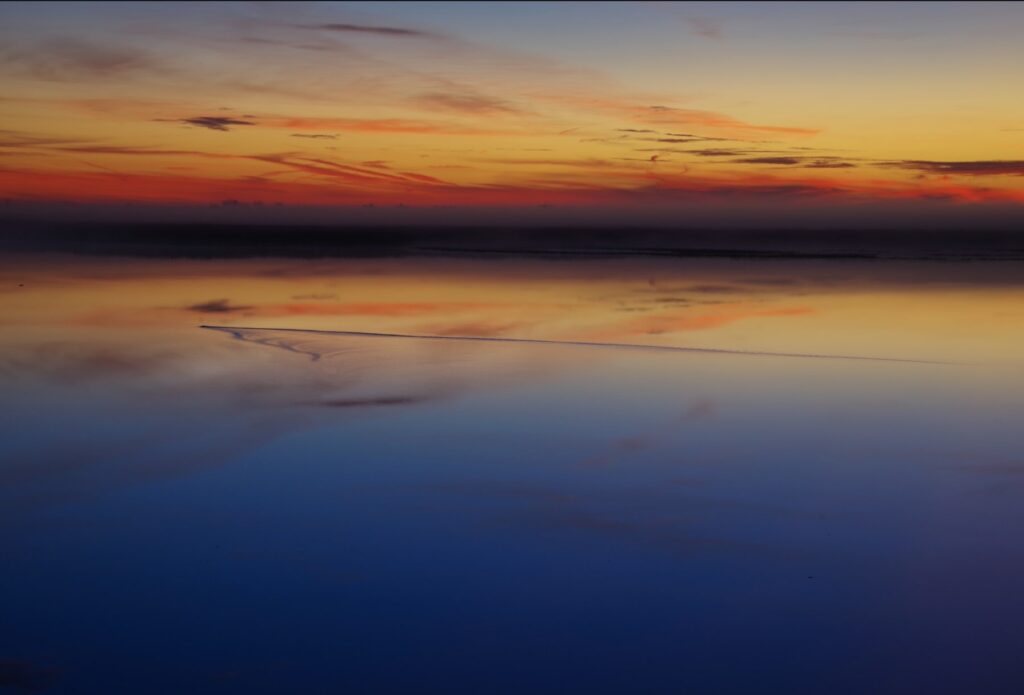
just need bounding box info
[200,325,952,365]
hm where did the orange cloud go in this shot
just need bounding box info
[265,116,520,136]
[633,105,819,136]
[538,94,819,138]
[591,305,816,339]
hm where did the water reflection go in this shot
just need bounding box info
[2,254,1024,693]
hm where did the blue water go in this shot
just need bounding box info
[3,257,1024,693]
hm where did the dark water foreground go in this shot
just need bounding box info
[2,251,1024,693]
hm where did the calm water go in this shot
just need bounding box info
[2,253,1024,693]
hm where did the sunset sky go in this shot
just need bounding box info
[2,1,1023,224]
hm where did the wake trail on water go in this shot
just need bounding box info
[200,325,952,365]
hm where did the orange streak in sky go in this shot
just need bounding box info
[267,117,521,136]
[3,165,1023,207]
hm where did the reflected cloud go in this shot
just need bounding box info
[581,396,718,468]
[78,300,531,327]
[294,22,439,39]
[682,398,716,421]
[298,396,428,408]
[412,320,528,337]
[186,299,253,313]
[426,477,806,560]
[0,326,580,514]
[260,302,497,317]
[603,306,815,338]
[0,342,181,384]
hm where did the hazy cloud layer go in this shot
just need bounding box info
[1,37,159,79]
[415,91,525,116]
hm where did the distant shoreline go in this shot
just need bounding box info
[3,219,1023,261]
